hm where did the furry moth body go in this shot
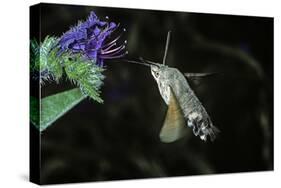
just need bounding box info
[152,64,219,142]
[127,31,220,143]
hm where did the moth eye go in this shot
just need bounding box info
[152,70,158,77]
[153,71,159,77]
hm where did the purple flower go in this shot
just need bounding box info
[59,11,127,66]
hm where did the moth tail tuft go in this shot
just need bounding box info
[187,113,220,142]
[207,125,220,142]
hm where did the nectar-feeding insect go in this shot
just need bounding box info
[126,31,220,143]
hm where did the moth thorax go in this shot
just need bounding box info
[158,83,171,105]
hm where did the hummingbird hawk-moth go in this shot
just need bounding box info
[127,31,220,143]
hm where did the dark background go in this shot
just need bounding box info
[38,3,273,184]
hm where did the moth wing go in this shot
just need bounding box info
[184,72,220,79]
[184,72,221,86]
[159,87,187,143]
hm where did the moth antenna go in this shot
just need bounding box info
[162,31,171,65]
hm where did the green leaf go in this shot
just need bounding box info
[64,56,105,103]
[30,96,40,130]
[47,46,63,82]
[30,88,87,132]
[30,36,63,84]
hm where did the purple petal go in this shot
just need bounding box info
[58,11,125,66]
[87,50,97,59]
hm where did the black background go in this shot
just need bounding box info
[37,3,273,184]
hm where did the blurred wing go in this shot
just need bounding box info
[159,87,187,143]
[184,72,221,86]
[185,72,221,79]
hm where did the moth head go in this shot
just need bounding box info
[151,65,162,81]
